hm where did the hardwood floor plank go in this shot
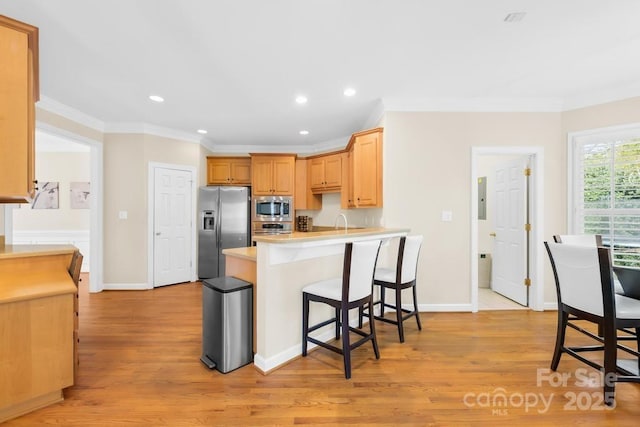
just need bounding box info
[4,274,640,425]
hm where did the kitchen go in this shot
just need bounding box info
[3,1,640,424]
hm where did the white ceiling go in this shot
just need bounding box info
[3,0,640,152]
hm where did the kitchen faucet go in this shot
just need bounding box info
[334,213,348,231]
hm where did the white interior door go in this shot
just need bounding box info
[491,157,528,305]
[153,167,192,287]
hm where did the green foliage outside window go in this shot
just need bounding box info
[582,140,640,267]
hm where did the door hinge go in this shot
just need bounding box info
[524,168,531,176]
[524,278,531,287]
[524,223,531,231]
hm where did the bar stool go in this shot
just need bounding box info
[368,235,423,343]
[302,240,382,379]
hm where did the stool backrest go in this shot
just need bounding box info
[553,234,602,246]
[545,242,614,317]
[344,240,382,301]
[397,235,423,284]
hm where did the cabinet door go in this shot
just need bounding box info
[230,159,251,185]
[272,156,295,195]
[207,158,232,184]
[353,131,381,207]
[309,158,326,190]
[0,22,35,202]
[251,157,274,195]
[295,159,322,210]
[324,154,342,189]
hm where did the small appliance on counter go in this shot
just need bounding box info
[297,215,313,232]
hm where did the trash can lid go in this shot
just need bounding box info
[202,276,253,293]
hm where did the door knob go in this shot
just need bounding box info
[155,232,161,236]
[489,232,496,237]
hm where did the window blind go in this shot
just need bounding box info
[574,136,640,267]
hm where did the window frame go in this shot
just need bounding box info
[568,123,640,267]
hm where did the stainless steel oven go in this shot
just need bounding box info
[252,221,292,235]
[252,196,292,222]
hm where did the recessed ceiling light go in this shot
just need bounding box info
[149,95,164,103]
[197,129,208,135]
[504,12,526,22]
[299,130,309,135]
[295,95,308,104]
[343,87,356,97]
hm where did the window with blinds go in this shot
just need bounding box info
[573,134,640,267]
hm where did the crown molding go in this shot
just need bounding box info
[560,84,640,111]
[103,122,203,144]
[382,96,566,112]
[37,95,106,131]
[203,135,350,156]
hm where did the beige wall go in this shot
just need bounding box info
[562,97,640,135]
[29,96,640,300]
[103,133,201,284]
[12,152,91,230]
[383,111,564,305]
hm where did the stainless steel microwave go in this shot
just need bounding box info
[253,196,293,222]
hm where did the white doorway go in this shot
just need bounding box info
[471,147,545,312]
[5,125,104,293]
[490,156,529,306]
[148,163,196,287]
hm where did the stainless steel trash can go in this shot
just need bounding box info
[200,276,253,373]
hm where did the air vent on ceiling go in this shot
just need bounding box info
[504,12,526,23]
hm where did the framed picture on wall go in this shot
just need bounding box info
[70,182,90,209]
[32,182,60,209]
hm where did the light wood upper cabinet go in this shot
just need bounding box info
[342,128,383,209]
[207,157,251,185]
[309,153,342,193]
[0,15,39,203]
[251,154,295,195]
[295,159,321,210]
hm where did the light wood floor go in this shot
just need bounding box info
[6,274,640,426]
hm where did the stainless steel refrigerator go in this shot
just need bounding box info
[198,186,250,279]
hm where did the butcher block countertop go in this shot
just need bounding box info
[0,244,77,304]
[0,244,77,260]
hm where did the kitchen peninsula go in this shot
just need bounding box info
[0,244,78,422]
[223,227,408,373]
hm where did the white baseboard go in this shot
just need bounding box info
[544,302,558,311]
[102,283,152,291]
[13,229,90,272]
[254,328,336,373]
[419,303,474,312]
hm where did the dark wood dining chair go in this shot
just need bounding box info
[545,241,640,406]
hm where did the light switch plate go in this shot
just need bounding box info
[441,210,453,222]
[119,210,128,219]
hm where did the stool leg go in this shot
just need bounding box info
[396,287,404,343]
[302,293,309,356]
[341,306,352,379]
[412,284,422,330]
[335,307,341,339]
[369,298,380,359]
[379,287,386,317]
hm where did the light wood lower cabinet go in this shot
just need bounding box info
[0,247,76,423]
